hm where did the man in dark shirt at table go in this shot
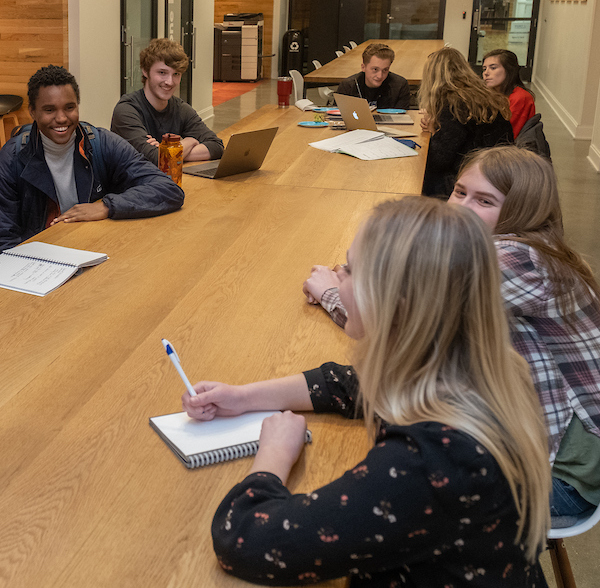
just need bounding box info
[111,38,224,166]
[335,43,411,110]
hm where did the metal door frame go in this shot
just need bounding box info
[165,0,195,105]
[468,0,540,81]
[120,0,158,96]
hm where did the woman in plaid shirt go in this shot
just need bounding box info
[448,146,600,526]
[304,146,600,526]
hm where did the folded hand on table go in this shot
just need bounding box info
[419,109,434,134]
[250,411,308,484]
[303,265,342,304]
[50,201,109,225]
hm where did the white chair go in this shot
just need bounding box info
[289,69,304,104]
[547,502,600,588]
[349,40,357,49]
[311,60,335,106]
[318,86,335,106]
[335,50,344,58]
[343,45,351,53]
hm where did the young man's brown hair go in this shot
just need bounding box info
[139,38,189,83]
[362,43,395,65]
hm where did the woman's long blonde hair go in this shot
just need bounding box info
[458,146,600,319]
[353,197,550,562]
[419,47,511,131]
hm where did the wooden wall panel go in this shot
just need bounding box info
[214,0,274,79]
[0,0,68,131]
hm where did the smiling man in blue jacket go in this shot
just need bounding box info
[0,65,185,251]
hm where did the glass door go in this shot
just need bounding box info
[365,0,445,40]
[165,0,195,104]
[120,0,158,96]
[468,0,540,80]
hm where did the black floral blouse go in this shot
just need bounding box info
[211,363,548,587]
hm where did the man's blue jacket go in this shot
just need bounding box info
[0,122,185,250]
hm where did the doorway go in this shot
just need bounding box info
[468,0,540,80]
[120,0,158,96]
[165,0,195,104]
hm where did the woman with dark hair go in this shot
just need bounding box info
[482,49,535,138]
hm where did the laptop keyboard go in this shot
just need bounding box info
[195,164,220,178]
[373,114,394,123]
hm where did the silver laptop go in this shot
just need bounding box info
[333,94,413,130]
[183,127,278,179]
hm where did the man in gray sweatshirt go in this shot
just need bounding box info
[111,38,224,165]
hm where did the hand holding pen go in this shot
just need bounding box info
[162,338,220,420]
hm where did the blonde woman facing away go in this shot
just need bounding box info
[183,197,551,586]
[419,47,513,198]
[482,49,535,139]
[449,145,600,527]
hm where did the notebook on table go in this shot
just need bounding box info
[334,94,414,131]
[183,127,278,179]
[150,410,312,469]
[0,241,108,296]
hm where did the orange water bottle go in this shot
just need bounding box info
[158,133,183,187]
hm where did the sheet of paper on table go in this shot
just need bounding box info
[309,129,418,160]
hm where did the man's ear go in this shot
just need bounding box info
[360,62,366,73]
[28,104,35,120]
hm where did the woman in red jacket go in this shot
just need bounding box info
[482,49,535,138]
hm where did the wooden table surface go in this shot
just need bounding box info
[208,104,429,195]
[0,106,426,587]
[304,39,445,86]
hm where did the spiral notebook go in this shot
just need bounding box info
[150,411,312,469]
[0,241,108,296]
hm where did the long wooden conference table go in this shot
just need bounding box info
[0,107,429,587]
[304,39,446,86]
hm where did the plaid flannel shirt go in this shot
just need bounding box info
[321,287,347,328]
[497,238,600,462]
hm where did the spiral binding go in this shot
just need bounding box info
[186,441,259,468]
[185,430,312,469]
[3,250,75,268]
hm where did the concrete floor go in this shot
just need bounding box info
[208,79,600,587]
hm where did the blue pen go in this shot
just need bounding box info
[161,338,197,396]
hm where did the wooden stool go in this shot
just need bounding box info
[547,503,600,587]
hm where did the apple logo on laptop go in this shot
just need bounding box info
[352,111,359,120]
[244,149,250,157]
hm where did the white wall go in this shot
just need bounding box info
[69,0,214,128]
[443,0,472,56]
[69,0,122,129]
[191,0,215,121]
[533,0,600,140]
[590,82,600,171]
